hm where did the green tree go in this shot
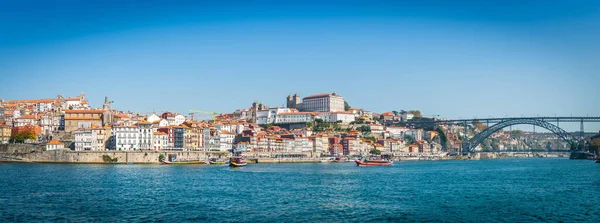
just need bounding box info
[408,110,422,117]
[357,125,371,135]
[158,154,166,162]
[306,122,313,128]
[10,130,36,143]
[344,101,351,111]
[392,111,399,116]
[369,149,382,155]
[68,105,73,110]
[364,136,377,142]
[403,135,415,145]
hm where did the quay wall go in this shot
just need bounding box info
[0,144,229,164]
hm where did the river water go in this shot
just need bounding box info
[1,159,599,222]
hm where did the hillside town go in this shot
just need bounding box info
[0,92,575,159]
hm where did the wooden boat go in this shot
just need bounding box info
[209,158,226,165]
[229,157,247,167]
[162,160,206,165]
[355,159,393,166]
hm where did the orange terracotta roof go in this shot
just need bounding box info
[382,112,394,116]
[137,120,151,125]
[153,132,167,135]
[114,113,130,118]
[47,140,62,145]
[66,97,80,101]
[65,110,105,114]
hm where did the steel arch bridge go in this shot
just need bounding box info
[465,119,577,153]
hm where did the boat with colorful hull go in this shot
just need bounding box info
[209,158,226,165]
[355,159,393,166]
[229,157,247,167]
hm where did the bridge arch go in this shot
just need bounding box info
[466,119,577,153]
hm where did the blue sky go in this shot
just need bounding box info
[1,0,599,131]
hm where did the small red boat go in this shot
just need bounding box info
[355,159,393,166]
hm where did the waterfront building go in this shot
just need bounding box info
[113,124,140,151]
[45,140,64,150]
[74,129,93,151]
[173,126,185,150]
[218,130,235,152]
[91,125,110,151]
[64,110,104,133]
[0,124,11,143]
[137,120,153,150]
[342,137,363,156]
[152,132,168,150]
[310,134,328,155]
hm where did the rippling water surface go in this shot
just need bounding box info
[1,159,599,222]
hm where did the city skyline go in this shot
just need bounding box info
[1,0,599,124]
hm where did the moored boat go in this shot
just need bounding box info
[229,157,247,167]
[209,158,226,165]
[162,160,206,165]
[355,159,393,166]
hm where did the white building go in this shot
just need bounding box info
[74,129,93,151]
[218,130,235,152]
[319,111,355,123]
[137,120,153,150]
[299,92,345,112]
[152,132,168,150]
[113,124,140,151]
[158,119,169,127]
[386,126,410,139]
[147,113,161,123]
[256,107,291,125]
[46,140,64,150]
[174,114,186,125]
[401,113,415,121]
[275,112,315,124]
[369,124,385,134]
[36,100,55,112]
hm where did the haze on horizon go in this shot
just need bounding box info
[1,0,599,131]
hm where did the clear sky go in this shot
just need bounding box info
[1,0,599,130]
